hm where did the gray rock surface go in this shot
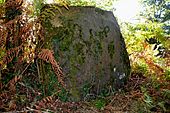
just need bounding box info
[43,6,131,101]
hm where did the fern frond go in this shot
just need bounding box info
[1,45,23,67]
[33,96,53,110]
[0,27,7,47]
[39,2,69,22]
[38,49,65,87]
[5,0,23,8]
[53,0,69,9]
[0,4,5,19]
[7,75,22,87]
[7,76,22,92]
[0,92,8,100]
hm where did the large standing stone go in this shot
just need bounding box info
[42,5,131,101]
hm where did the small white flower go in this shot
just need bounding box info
[119,73,125,79]
[114,67,116,72]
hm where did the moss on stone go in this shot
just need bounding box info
[41,6,131,101]
[95,8,105,15]
[45,19,86,100]
[108,40,115,59]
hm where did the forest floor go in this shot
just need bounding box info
[0,71,170,113]
[39,72,169,113]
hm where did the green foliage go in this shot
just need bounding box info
[0,48,5,65]
[141,0,170,23]
[94,98,106,109]
[141,86,154,107]
[140,0,170,34]
[57,88,69,102]
[67,0,96,6]
[67,0,116,11]
[0,0,5,4]
[90,98,106,110]
[33,0,45,16]
[165,68,170,80]
[138,78,170,112]
[121,20,169,79]
[120,0,169,82]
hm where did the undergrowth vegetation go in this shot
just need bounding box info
[122,21,170,80]
[0,0,66,111]
[119,0,170,111]
[0,0,169,112]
